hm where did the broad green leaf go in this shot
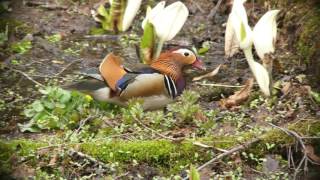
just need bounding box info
[59,90,71,103]
[18,122,41,132]
[24,108,36,118]
[32,100,44,112]
[140,21,155,64]
[310,91,320,104]
[189,165,200,180]
[43,100,55,109]
[97,5,109,17]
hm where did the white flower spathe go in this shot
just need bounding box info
[253,10,280,60]
[225,0,279,96]
[142,1,166,29]
[142,1,189,42]
[122,0,143,31]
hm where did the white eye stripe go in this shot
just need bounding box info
[172,49,195,57]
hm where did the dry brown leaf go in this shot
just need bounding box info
[192,64,221,81]
[281,82,292,95]
[49,154,58,166]
[224,16,239,58]
[220,78,254,109]
[305,145,320,163]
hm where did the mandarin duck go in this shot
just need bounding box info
[65,48,205,110]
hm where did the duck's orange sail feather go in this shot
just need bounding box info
[99,53,127,91]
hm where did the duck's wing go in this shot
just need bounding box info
[117,71,177,100]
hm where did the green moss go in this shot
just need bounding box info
[296,9,320,63]
[0,18,33,37]
[0,139,47,174]
[1,120,319,176]
[80,139,211,175]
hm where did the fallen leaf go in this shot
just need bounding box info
[281,82,291,96]
[193,64,221,81]
[220,78,254,109]
[193,141,212,148]
[52,60,65,64]
[305,145,320,163]
[49,154,58,166]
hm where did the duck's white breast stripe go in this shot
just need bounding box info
[164,75,177,98]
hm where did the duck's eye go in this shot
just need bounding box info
[184,52,189,56]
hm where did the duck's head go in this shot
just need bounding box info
[167,48,206,70]
[150,48,206,80]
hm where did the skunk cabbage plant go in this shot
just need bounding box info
[94,0,142,32]
[140,1,189,64]
[225,0,279,96]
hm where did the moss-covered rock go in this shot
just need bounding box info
[1,119,319,176]
[80,139,212,175]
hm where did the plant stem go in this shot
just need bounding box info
[153,39,164,60]
[243,47,255,69]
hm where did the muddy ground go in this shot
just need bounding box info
[0,0,320,179]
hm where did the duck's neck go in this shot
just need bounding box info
[150,59,183,82]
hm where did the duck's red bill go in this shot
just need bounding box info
[192,58,206,70]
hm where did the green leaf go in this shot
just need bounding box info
[39,88,49,95]
[140,21,155,64]
[198,41,210,55]
[43,100,55,109]
[18,122,41,133]
[240,21,246,42]
[198,47,209,55]
[97,5,109,17]
[189,165,200,180]
[24,108,36,118]
[32,100,44,112]
[310,91,320,104]
[59,90,71,103]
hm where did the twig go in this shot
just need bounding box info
[195,82,244,88]
[67,115,98,141]
[11,68,44,87]
[183,138,259,180]
[114,172,130,180]
[268,123,305,150]
[83,34,120,41]
[54,59,81,77]
[190,0,205,13]
[133,117,183,141]
[68,149,111,170]
[207,0,224,19]
[25,1,68,10]
[193,141,228,152]
[267,123,317,179]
